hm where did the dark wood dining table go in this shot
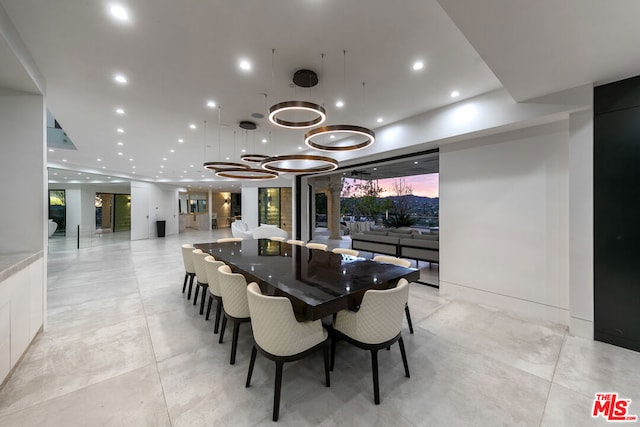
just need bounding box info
[194,239,420,321]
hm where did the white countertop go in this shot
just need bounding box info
[0,251,43,282]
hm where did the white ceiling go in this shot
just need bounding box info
[2,1,640,192]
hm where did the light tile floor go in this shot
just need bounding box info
[1,229,639,426]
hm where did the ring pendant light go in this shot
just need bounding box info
[260,154,338,174]
[268,100,327,129]
[304,124,375,152]
[215,167,279,180]
[203,161,251,172]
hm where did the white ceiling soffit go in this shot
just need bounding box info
[438,0,640,102]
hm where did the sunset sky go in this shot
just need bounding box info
[343,173,439,198]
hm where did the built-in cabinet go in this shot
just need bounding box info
[594,75,640,352]
[0,255,44,383]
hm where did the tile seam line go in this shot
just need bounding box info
[133,257,174,426]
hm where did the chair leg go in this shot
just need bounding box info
[273,361,284,422]
[205,295,213,320]
[182,273,188,293]
[246,345,257,387]
[371,349,380,404]
[398,337,410,378]
[193,284,200,306]
[323,342,330,387]
[219,315,227,344]
[405,304,414,334]
[214,300,223,334]
[187,275,194,300]
[230,320,241,365]
[199,285,208,315]
[330,332,336,371]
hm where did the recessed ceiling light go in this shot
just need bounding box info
[261,138,267,143]
[190,164,194,168]
[239,59,251,71]
[102,166,106,169]
[77,172,81,175]
[129,158,134,161]
[189,123,196,129]
[298,146,303,150]
[450,90,460,98]
[183,170,187,173]
[178,138,184,143]
[117,128,124,133]
[169,149,175,153]
[117,141,124,146]
[373,168,377,171]
[160,165,164,168]
[414,161,419,164]
[62,159,67,162]
[53,172,57,175]
[115,108,125,115]
[109,4,129,21]
[329,135,335,139]
[412,61,424,71]
[225,157,230,160]
[114,74,128,84]
[64,176,68,179]
[376,117,383,123]
[179,176,183,178]
[241,149,246,153]
[132,165,136,169]
[159,171,163,174]
[132,171,136,174]
[162,157,167,161]
[97,158,102,162]
[335,100,344,108]
[206,100,216,108]
[118,152,123,156]
[86,176,90,179]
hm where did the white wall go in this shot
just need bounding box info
[63,188,81,235]
[439,121,570,325]
[0,95,45,253]
[241,187,259,229]
[568,109,594,338]
[130,181,179,240]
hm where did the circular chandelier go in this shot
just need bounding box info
[304,125,375,152]
[203,161,250,171]
[268,101,327,129]
[215,167,279,180]
[260,154,338,174]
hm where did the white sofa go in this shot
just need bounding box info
[231,221,287,240]
[48,219,58,237]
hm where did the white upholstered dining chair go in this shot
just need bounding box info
[286,239,305,246]
[331,278,410,404]
[217,237,243,243]
[245,282,330,422]
[204,255,225,334]
[217,265,251,365]
[305,242,328,251]
[372,255,414,334]
[191,249,210,315]
[331,248,359,257]
[180,244,196,299]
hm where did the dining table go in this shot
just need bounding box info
[194,239,420,321]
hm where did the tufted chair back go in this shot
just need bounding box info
[204,256,225,297]
[217,265,250,318]
[373,255,411,268]
[246,283,327,357]
[305,243,328,251]
[181,244,196,274]
[192,249,209,284]
[332,248,359,257]
[334,279,409,344]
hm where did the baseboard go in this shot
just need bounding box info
[569,317,593,339]
[439,281,569,326]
